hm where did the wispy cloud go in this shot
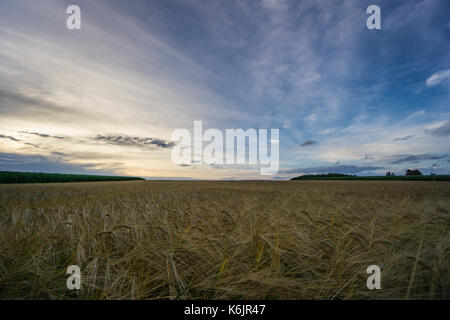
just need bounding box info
[20,131,65,139]
[393,135,415,141]
[410,110,425,117]
[0,152,115,175]
[24,142,39,148]
[300,140,318,147]
[93,135,175,149]
[0,88,99,123]
[389,153,449,164]
[426,69,450,86]
[261,0,288,11]
[0,134,20,142]
[425,121,450,137]
[283,165,384,175]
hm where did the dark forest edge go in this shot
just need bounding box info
[290,173,450,181]
[0,171,145,184]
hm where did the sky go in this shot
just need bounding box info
[0,0,449,180]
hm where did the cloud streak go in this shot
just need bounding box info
[425,121,450,137]
[390,153,449,164]
[283,165,384,175]
[0,152,116,175]
[426,69,450,86]
[0,134,20,142]
[0,88,97,123]
[393,135,414,141]
[20,131,65,140]
[93,135,175,149]
[300,140,318,147]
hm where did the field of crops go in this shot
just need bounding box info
[0,180,449,299]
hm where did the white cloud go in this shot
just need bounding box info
[261,0,287,11]
[426,69,450,86]
[306,117,450,166]
[319,128,336,135]
[412,109,425,116]
[306,114,318,121]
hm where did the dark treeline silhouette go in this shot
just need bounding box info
[295,173,355,178]
[291,172,449,181]
[0,171,145,184]
[405,169,422,176]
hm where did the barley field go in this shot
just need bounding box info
[0,180,449,299]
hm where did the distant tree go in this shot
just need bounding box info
[405,169,422,176]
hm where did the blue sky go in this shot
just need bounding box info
[0,0,449,179]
